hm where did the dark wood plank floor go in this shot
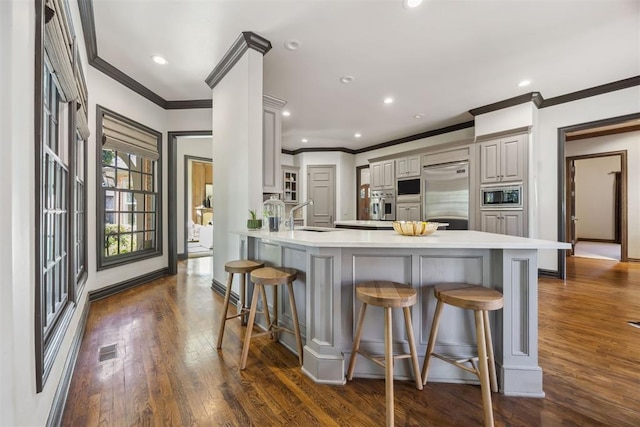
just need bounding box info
[61,256,640,426]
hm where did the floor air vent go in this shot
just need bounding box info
[98,344,118,362]
[628,321,640,329]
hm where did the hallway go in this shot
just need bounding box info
[61,257,640,426]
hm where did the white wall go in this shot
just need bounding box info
[212,50,264,288]
[537,87,640,269]
[297,151,356,221]
[475,102,535,137]
[574,156,619,240]
[566,131,639,256]
[176,137,213,254]
[166,108,212,131]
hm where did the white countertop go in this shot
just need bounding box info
[238,228,571,250]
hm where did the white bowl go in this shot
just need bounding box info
[392,221,439,236]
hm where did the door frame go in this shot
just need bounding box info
[565,151,627,261]
[356,164,370,220]
[168,130,212,275]
[183,155,213,260]
[557,112,639,278]
[306,164,336,226]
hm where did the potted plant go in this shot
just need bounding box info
[247,209,262,230]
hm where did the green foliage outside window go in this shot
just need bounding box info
[104,223,132,256]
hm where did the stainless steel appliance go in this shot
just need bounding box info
[481,185,523,209]
[396,177,421,202]
[423,161,469,229]
[370,190,395,221]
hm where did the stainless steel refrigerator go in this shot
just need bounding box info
[422,161,469,230]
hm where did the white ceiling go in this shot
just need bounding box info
[92,0,640,151]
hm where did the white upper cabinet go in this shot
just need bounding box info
[371,160,395,190]
[479,134,526,184]
[263,94,286,193]
[396,155,421,178]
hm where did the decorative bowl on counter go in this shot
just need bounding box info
[392,221,439,236]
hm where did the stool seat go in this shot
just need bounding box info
[356,281,417,308]
[434,283,503,311]
[241,267,303,370]
[423,283,503,427]
[225,259,264,274]
[347,281,422,426]
[217,259,265,349]
[250,266,297,285]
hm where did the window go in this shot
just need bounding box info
[96,106,162,269]
[35,0,89,392]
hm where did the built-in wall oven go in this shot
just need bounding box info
[480,185,523,209]
[370,190,395,220]
[396,177,421,203]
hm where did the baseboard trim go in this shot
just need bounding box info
[45,299,90,427]
[627,258,640,263]
[89,268,169,301]
[576,238,617,243]
[177,252,187,260]
[211,278,239,308]
[538,269,561,279]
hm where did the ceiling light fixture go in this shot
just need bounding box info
[151,55,168,65]
[403,0,423,9]
[384,97,394,104]
[284,40,300,51]
[282,110,291,117]
[354,133,362,138]
[301,138,308,143]
[517,80,531,87]
[340,75,355,84]
[414,113,425,119]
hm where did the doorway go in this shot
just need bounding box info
[566,152,625,261]
[356,165,370,220]
[185,157,213,258]
[307,165,336,226]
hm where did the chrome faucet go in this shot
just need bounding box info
[289,200,313,230]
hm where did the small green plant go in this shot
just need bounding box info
[249,209,257,220]
[247,209,262,230]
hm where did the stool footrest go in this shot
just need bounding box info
[357,351,418,369]
[432,352,483,376]
[225,308,251,321]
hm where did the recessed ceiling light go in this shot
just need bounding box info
[517,80,531,87]
[340,75,355,84]
[384,97,394,104]
[354,133,362,138]
[282,110,291,117]
[403,0,423,9]
[151,55,168,65]
[301,138,308,143]
[284,40,300,51]
[414,113,425,119]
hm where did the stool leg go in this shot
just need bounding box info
[272,286,279,341]
[287,282,303,366]
[384,306,394,427]
[216,271,234,349]
[483,310,498,393]
[239,272,247,326]
[259,285,272,339]
[475,310,494,427]
[240,284,262,370]
[346,302,368,381]
[403,307,423,390]
[422,299,444,385]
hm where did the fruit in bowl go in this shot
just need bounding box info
[392,221,439,236]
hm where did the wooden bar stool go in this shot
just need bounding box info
[422,283,504,427]
[240,267,303,370]
[346,281,423,427]
[216,259,265,349]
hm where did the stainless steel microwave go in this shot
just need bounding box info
[481,185,523,208]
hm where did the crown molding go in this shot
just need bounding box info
[165,99,212,109]
[205,32,272,89]
[539,75,640,108]
[263,94,287,110]
[469,92,543,116]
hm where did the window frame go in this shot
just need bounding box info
[95,105,163,270]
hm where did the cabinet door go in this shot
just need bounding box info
[480,211,502,234]
[502,211,524,237]
[263,95,285,193]
[396,158,408,177]
[383,161,395,188]
[406,155,421,177]
[480,140,500,184]
[501,135,525,182]
[396,205,409,221]
[371,162,383,189]
[406,203,421,221]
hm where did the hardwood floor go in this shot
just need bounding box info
[61,257,640,426]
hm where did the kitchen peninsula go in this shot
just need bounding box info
[236,228,570,397]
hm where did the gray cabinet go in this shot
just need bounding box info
[282,166,299,203]
[479,134,526,184]
[371,160,395,190]
[396,155,421,178]
[396,203,421,221]
[263,95,286,193]
[480,210,524,236]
